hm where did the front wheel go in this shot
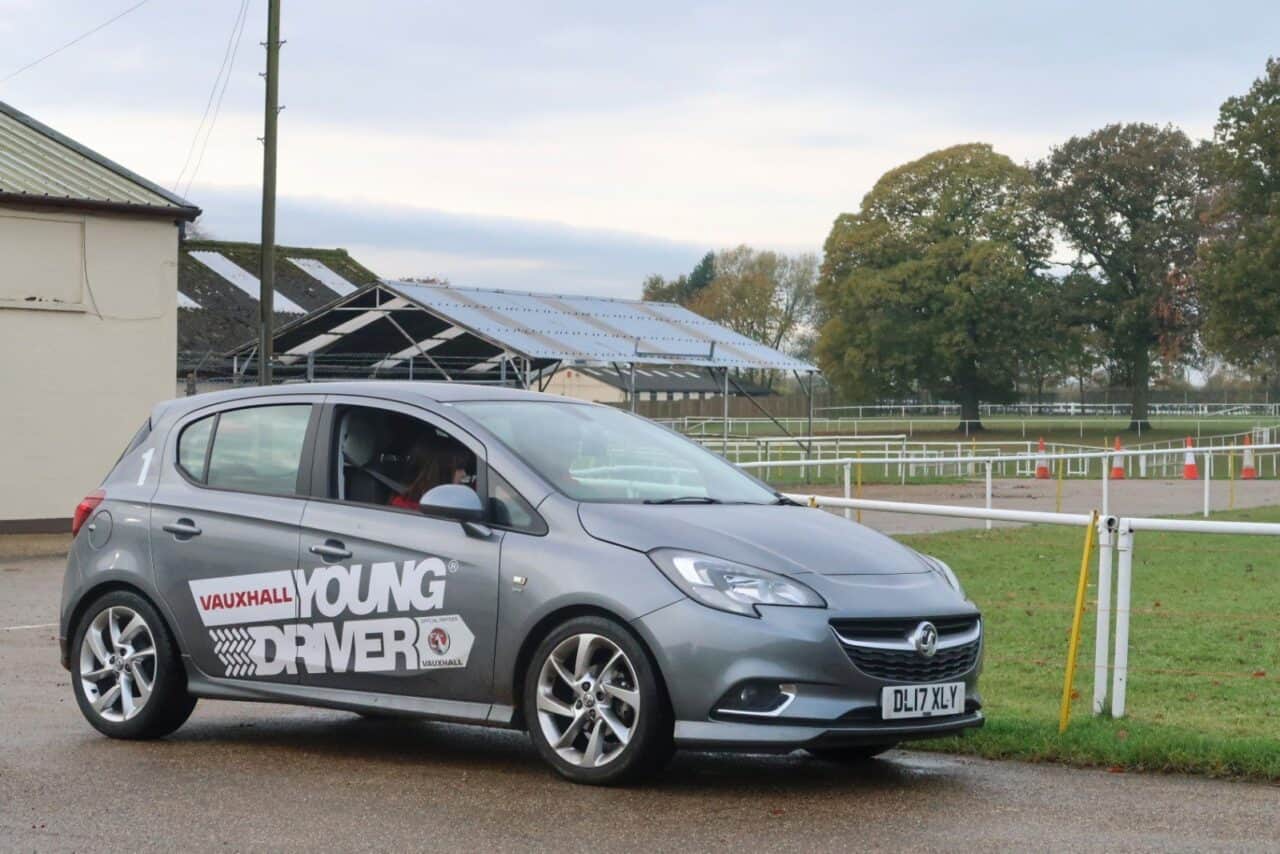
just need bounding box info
[524,616,672,785]
[71,590,196,739]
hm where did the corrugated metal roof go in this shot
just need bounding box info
[388,282,815,371]
[0,100,199,219]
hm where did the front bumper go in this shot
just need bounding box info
[632,597,983,750]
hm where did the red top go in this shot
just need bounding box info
[389,494,417,510]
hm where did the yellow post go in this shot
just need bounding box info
[1056,456,1065,514]
[855,450,864,524]
[1059,510,1099,734]
[808,495,818,508]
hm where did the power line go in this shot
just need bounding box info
[174,0,250,193]
[0,0,154,86]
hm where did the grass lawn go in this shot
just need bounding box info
[895,505,1280,780]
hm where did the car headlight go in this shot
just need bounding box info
[648,549,826,617]
[924,555,965,597]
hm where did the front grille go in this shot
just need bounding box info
[831,615,981,683]
[841,642,980,682]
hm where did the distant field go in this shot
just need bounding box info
[896,504,1280,780]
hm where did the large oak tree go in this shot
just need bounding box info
[1199,58,1280,385]
[816,143,1050,428]
[1036,123,1206,430]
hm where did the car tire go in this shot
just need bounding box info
[523,615,673,785]
[71,590,197,740]
[807,743,897,763]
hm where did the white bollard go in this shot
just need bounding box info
[1110,524,1135,718]
[1203,451,1211,517]
[1092,519,1115,715]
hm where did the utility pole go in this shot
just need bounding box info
[257,0,282,385]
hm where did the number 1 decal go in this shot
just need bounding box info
[137,447,155,485]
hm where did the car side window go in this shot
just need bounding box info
[488,469,546,535]
[177,415,214,482]
[201,405,312,495]
[333,405,478,510]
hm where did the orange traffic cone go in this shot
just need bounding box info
[1242,434,1258,480]
[1035,438,1051,479]
[1109,437,1126,480]
[1182,437,1199,480]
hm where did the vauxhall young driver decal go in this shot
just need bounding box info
[187,559,475,678]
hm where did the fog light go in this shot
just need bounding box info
[714,681,797,716]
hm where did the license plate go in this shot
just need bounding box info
[881,682,965,720]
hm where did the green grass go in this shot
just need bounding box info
[894,505,1280,780]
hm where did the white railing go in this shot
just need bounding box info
[738,441,1280,520]
[781,492,1280,719]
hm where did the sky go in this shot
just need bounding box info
[1,0,1278,296]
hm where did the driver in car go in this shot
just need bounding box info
[389,438,472,510]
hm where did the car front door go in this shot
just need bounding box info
[293,397,502,708]
[150,396,321,685]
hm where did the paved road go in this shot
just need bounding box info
[804,478,1280,533]
[3,555,1278,852]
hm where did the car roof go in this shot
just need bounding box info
[153,381,590,422]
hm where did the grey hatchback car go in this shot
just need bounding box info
[60,381,982,784]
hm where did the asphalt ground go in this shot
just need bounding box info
[3,554,1278,852]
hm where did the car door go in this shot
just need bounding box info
[151,396,321,685]
[294,396,502,705]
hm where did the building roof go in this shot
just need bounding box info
[226,280,817,384]
[178,240,381,353]
[0,100,200,220]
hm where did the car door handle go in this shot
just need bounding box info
[309,540,352,561]
[162,519,202,539]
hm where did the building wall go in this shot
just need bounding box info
[0,206,179,529]
[542,369,626,404]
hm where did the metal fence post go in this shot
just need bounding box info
[1110,522,1135,718]
[984,462,993,531]
[1203,450,1211,517]
[842,463,852,521]
[1092,516,1115,715]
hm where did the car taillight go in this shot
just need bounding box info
[72,490,105,536]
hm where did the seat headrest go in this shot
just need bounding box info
[341,410,381,467]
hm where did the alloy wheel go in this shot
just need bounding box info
[535,633,640,768]
[79,606,156,723]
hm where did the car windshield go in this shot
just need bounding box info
[455,400,778,504]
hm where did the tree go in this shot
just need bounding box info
[816,143,1050,428]
[1199,58,1280,388]
[641,252,715,304]
[1035,123,1207,430]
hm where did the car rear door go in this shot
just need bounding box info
[150,396,322,685]
[294,396,502,708]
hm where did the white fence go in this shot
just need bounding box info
[737,440,1280,520]
[781,492,1280,719]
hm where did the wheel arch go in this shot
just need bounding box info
[509,604,673,730]
[63,580,182,672]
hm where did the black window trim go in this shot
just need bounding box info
[171,400,321,501]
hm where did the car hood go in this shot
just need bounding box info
[576,503,933,577]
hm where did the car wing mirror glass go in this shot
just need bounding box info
[419,484,485,523]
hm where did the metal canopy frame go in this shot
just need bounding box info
[227,281,820,442]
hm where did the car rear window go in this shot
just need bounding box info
[205,405,312,495]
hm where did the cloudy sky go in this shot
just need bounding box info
[1,1,1277,296]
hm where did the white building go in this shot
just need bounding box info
[0,101,200,532]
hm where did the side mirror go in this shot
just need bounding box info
[419,484,485,523]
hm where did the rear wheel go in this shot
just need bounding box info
[524,616,672,785]
[71,591,196,739]
[807,743,897,763]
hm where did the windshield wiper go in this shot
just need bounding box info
[643,496,723,504]
[773,495,802,506]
